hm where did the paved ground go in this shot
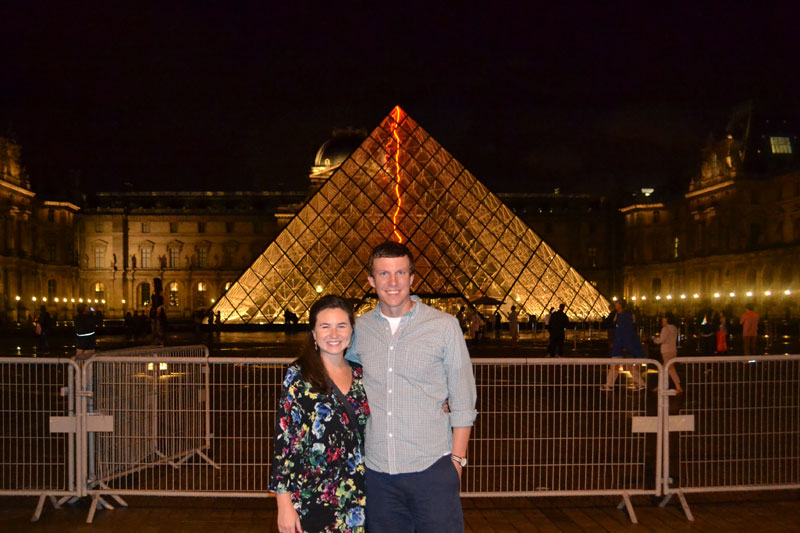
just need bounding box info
[3,492,800,531]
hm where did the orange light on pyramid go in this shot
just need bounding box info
[390,106,403,242]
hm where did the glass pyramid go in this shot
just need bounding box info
[213,106,609,323]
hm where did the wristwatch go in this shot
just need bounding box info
[451,454,468,467]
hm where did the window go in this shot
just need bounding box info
[47,242,56,262]
[225,221,234,233]
[198,222,206,233]
[47,209,54,222]
[653,210,660,223]
[198,247,209,267]
[195,282,207,306]
[587,247,597,268]
[651,278,662,294]
[170,222,178,233]
[95,220,104,233]
[169,247,180,268]
[770,136,792,154]
[673,236,680,259]
[140,283,151,307]
[93,283,105,302]
[142,222,150,233]
[94,247,105,269]
[169,282,180,307]
[47,280,57,300]
[141,247,152,268]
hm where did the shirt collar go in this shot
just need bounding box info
[376,295,420,320]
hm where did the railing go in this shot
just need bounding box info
[2,349,799,525]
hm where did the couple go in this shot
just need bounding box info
[270,241,478,533]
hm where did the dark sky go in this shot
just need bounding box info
[1,2,797,197]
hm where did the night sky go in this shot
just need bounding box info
[1,3,797,198]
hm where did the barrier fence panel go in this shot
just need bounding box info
[661,355,800,521]
[465,358,663,523]
[0,357,81,521]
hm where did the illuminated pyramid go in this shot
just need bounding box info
[213,106,609,323]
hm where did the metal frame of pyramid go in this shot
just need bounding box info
[212,106,609,324]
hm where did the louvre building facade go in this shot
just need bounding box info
[1,102,797,324]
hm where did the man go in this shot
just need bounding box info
[740,303,759,355]
[347,241,477,533]
[74,303,97,360]
[547,303,569,357]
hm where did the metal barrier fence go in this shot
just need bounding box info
[466,358,662,523]
[660,355,800,520]
[0,357,81,520]
[3,350,799,525]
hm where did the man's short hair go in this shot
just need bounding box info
[368,241,415,275]
[746,303,754,310]
[77,302,87,314]
[559,303,566,311]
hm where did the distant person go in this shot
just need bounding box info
[602,299,646,391]
[494,311,501,338]
[652,313,682,393]
[602,303,617,356]
[124,311,134,341]
[150,278,166,346]
[270,295,369,533]
[133,310,146,341]
[74,303,97,360]
[508,305,520,342]
[469,310,485,343]
[716,310,729,355]
[697,309,715,354]
[547,304,569,357]
[35,305,52,353]
[456,305,466,331]
[740,304,759,355]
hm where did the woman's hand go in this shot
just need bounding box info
[276,493,303,533]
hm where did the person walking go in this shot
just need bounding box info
[601,299,647,391]
[74,302,97,360]
[270,295,369,533]
[716,310,729,355]
[740,304,759,355]
[547,304,569,357]
[347,241,477,533]
[652,313,682,393]
[35,305,52,353]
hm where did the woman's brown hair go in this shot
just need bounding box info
[297,295,355,394]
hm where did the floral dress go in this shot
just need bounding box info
[270,363,369,533]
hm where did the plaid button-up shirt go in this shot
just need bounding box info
[347,296,478,474]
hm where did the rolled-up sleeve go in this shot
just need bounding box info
[443,316,477,427]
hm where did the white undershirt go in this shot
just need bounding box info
[381,313,403,335]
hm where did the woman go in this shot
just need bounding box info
[270,295,369,533]
[716,310,728,354]
[652,312,683,394]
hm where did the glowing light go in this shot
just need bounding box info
[693,294,700,299]
[159,363,168,371]
[15,295,20,301]
[79,298,83,303]
[729,292,735,298]
[42,297,47,302]
[612,296,618,301]
[390,106,403,243]
[641,296,647,301]
[785,290,792,295]
[631,296,637,301]
[764,290,772,296]
[32,296,37,302]
[746,291,753,297]
[713,293,720,298]
[680,294,686,299]
[122,299,126,304]
[54,298,59,302]
[656,295,661,301]
[666,295,672,300]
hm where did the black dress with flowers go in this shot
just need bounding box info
[270,363,369,533]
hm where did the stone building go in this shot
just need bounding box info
[1,138,80,324]
[621,101,800,316]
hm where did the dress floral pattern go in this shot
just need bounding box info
[270,362,369,533]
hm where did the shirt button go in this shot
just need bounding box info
[388,412,392,416]
[388,368,392,372]
[388,433,393,438]
[390,346,394,350]
[388,389,392,394]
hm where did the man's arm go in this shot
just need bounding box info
[443,315,478,479]
[452,426,471,480]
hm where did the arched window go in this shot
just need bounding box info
[168,282,180,307]
[47,279,57,300]
[93,282,105,302]
[195,282,207,307]
[139,283,151,308]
